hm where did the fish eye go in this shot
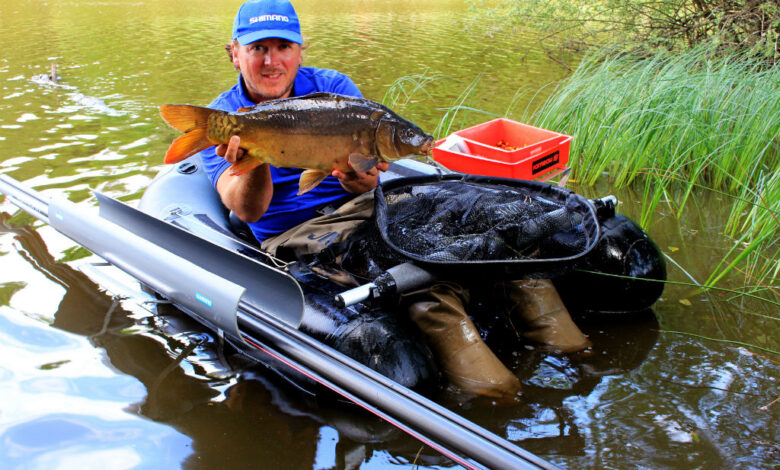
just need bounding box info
[406,129,415,137]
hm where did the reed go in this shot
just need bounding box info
[382,69,443,111]
[707,168,779,293]
[528,47,779,190]
[520,46,779,293]
[386,46,778,295]
[429,75,495,139]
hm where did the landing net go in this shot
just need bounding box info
[370,174,601,276]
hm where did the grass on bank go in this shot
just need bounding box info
[383,46,778,300]
[528,47,779,192]
[520,46,779,295]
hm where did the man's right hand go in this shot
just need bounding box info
[216,135,245,164]
[214,134,273,223]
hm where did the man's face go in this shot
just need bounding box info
[232,37,302,103]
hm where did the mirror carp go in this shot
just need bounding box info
[160,92,433,195]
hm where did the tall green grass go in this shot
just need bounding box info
[382,72,499,140]
[382,46,778,297]
[528,47,779,191]
[382,69,443,111]
[522,46,779,294]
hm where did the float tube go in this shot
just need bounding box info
[0,155,665,470]
[137,155,665,388]
[0,166,552,470]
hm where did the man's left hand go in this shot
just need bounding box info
[332,161,389,194]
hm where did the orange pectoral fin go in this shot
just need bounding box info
[297,170,329,195]
[164,129,212,164]
[228,156,264,176]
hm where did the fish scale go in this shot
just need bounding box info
[209,114,243,142]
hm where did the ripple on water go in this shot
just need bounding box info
[0,414,192,467]
[20,375,147,402]
[559,338,779,468]
[0,312,80,351]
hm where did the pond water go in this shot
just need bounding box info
[0,0,777,468]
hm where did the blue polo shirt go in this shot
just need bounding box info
[199,67,363,242]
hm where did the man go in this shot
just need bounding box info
[201,0,590,398]
[200,0,387,247]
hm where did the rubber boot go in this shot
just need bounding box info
[505,278,591,353]
[405,282,521,398]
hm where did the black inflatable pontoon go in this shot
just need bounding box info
[0,156,665,470]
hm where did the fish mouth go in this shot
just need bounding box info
[421,136,434,154]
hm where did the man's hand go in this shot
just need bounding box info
[332,161,389,194]
[214,134,273,223]
[216,135,245,164]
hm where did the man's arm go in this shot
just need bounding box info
[215,135,273,223]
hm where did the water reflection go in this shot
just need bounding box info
[3,414,185,470]
[1,0,778,467]
[0,218,192,468]
[3,194,779,468]
[0,215,452,468]
[460,311,662,460]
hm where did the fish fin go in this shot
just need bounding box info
[295,92,339,100]
[348,153,378,173]
[229,157,263,176]
[160,104,217,164]
[298,170,329,195]
[159,104,214,132]
[164,129,212,164]
[236,106,254,113]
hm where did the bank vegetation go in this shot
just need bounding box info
[524,47,778,298]
[458,1,779,303]
[471,0,779,64]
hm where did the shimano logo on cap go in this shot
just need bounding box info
[249,14,290,24]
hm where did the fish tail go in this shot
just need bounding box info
[160,104,217,164]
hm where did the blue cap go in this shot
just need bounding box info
[232,0,302,46]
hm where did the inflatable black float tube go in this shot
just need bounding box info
[139,158,438,394]
[139,157,666,392]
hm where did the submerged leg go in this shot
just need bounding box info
[405,282,521,398]
[299,291,438,395]
[504,278,591,353]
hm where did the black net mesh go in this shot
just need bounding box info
[374,174,600,271]
[336,174,601,281]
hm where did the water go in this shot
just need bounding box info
[0,0,778,468]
